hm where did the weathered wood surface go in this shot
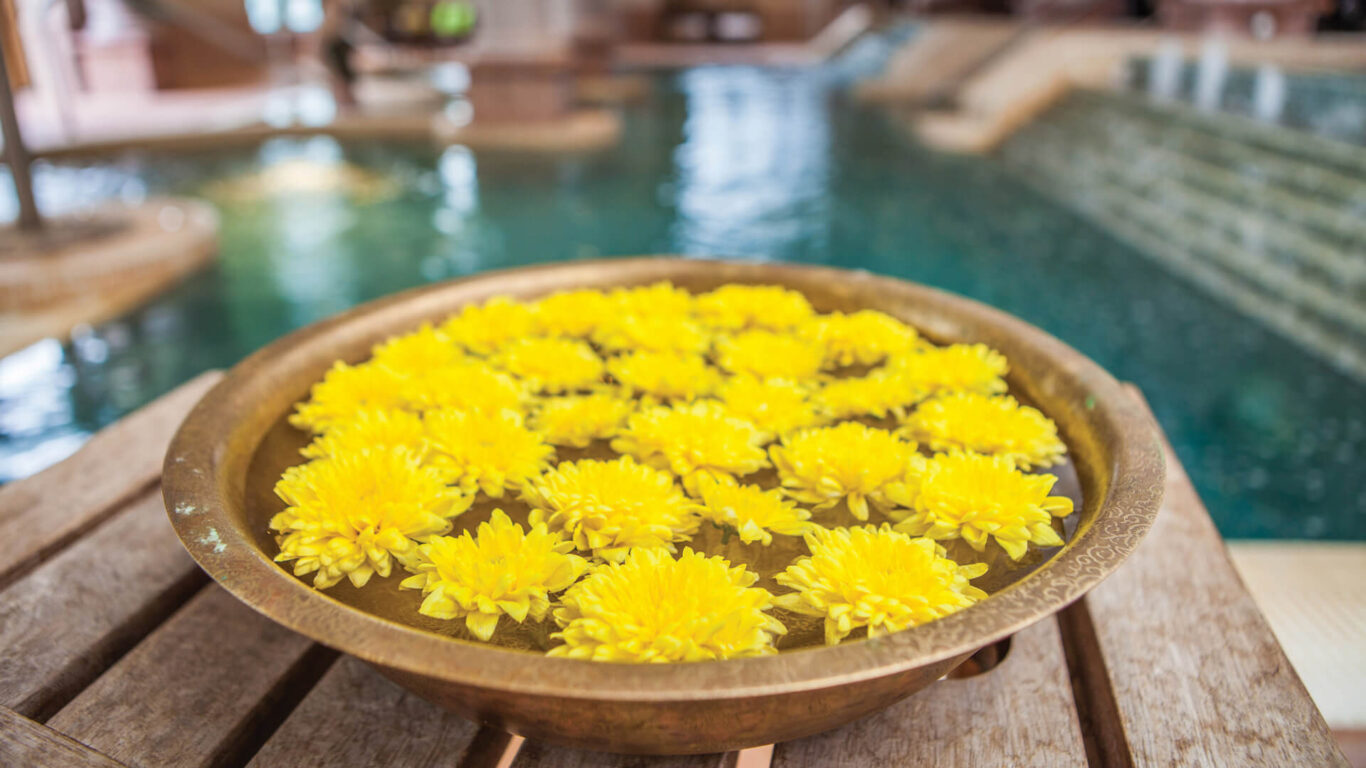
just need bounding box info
[0,377,1349,768]
[772,617,1086,768]
[248,656,481,768]
[46,586,329,768]
[0,371,221,590]
[0,707,126,768]
[0,489,204,720]
[1078,390,1348,767]
[514,741,722,767]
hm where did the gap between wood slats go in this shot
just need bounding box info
[0,706,130,768]
[1056,598,1134,768]
[0,488,210,722]
[211,646,340,768]
[0,371,223,592]
[0,475,158,593]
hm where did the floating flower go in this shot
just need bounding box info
[816,370,920,420]
[531,394,633,448]
[271,449,471,589]
[893,451,1072,560]
[399,363,526,414]
[694,284,814,331]
[770,422,918,521]
[612,402,769,492]
[695,478,812,545]
[549,547,785,662]
[800,310,920,368]
[886,344,1008,397]
[400,509,586,641]
[717,376,824,437]
[289,362,409,433]
[522,456,701,561]
[533,289,615,338]
[492,337,605,394]
[608,350,721,402]
[440,296,537,355]
[370,324,466,372]
[715,330,825,381]
[593,313,711,354]
[903,393,1066,469]
[425,409,555,498]
[774,525,987,645]
[301,408,426,460]
[607,281,694,318]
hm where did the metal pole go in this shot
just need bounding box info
[0,33,41,231]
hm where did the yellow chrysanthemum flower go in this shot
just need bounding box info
[695,477,812,545]
[533,289,614,338]
[608,350,721,402]
[693,284,814,331]
[399,363,526,414]
[775,525,988,645]
[492,337,605,394]
[593,313,711,355]
[800,310,920,368]
[289,361,409,434]
[270,449,471,589]
[549,547,785,662]
[714,330,825,381]
[607,281,694,318]
[400,509,587,641]
[440,296,537,355]
[716,375,824,437]
[531,393,633,448]
[903,393,1066,470]
[886,343,1009,398]
[522,456,701,561]
[770,422,918,522]
[301,408,426,460]
[816,370,920,420]
[611,401,769,493]
[370,323,467,372]
[893,451,1073,560]
[425,409,555,498]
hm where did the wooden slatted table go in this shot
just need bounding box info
[0,372,1349,767]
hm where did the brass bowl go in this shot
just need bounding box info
[163,258,1164,754]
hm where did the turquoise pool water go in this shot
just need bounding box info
[2,66,1362,539]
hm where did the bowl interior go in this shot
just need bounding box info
[167,258,1163,700]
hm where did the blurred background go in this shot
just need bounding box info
[0,0,1361,753]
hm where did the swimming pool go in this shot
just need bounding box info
[2,65,1362,539]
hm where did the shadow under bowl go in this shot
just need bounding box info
[163,257,1164,755]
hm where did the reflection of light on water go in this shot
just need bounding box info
[670,68,831,258]
[0,339,87,482]
[204,137,396,203]
[428,145,485,276]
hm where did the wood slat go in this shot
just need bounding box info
[46,585,332,768]
[0,707,128,768]
[771,617,1086,767]
[0,371,222,590]
[1076,390,1348,766]
[0,489,205,720]
[247,656,481,768]
[513,741,722,768]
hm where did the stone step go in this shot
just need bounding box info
[1016,109,1366,296]
[1053,93,1366,223]
[1073,88,1366,181]
[1001,127,1366,379]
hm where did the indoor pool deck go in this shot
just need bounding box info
[1227,542,1366,748]
[3,19,1365,760]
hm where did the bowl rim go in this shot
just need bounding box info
[163,257,1164,702]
